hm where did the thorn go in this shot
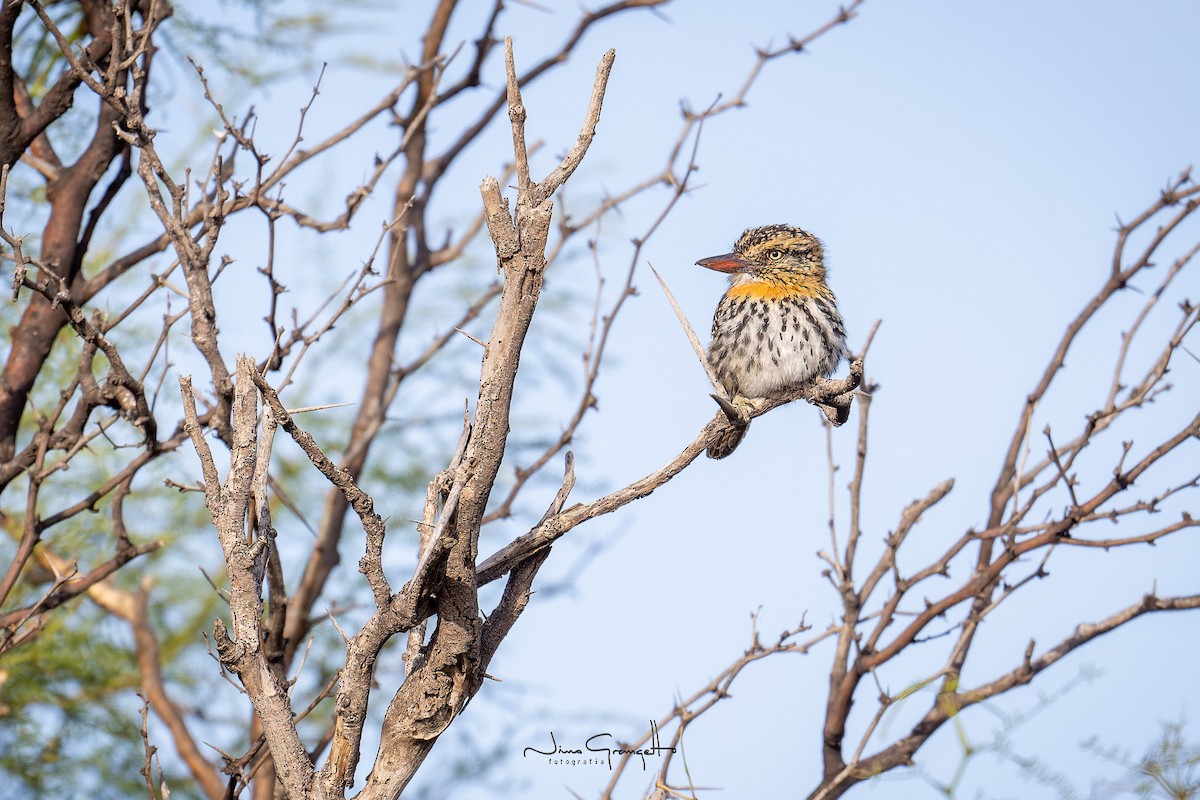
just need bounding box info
[455,327,487,348]
[284,402,356,415]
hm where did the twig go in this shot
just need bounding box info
[650,263,722,394]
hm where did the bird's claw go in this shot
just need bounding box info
[709,393,752,424]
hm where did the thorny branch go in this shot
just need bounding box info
[800,172,1200,800]
[594,168,1200,800]
[0,1,862,795]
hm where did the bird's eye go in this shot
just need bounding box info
[768,250,783,261]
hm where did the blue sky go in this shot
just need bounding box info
[146,2,1200,798]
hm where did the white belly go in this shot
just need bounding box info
[708,293,847,398]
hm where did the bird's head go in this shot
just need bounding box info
[696,224,826,286]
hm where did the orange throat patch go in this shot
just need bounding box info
[725,276,829,302]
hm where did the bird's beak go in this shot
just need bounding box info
[696,252,751,273]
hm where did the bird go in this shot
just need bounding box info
[697,224,848,459]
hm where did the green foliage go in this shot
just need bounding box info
[169,0,389,83]
[893,676,1199,800]
[0,603,187,800]
[13,1,84,100]
[0,468,225,798]
[1084,720,1200,800]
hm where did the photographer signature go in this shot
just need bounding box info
[523,720,675,770]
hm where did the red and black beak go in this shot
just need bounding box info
[696,252,752,273]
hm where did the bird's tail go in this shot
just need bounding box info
[706,420,749,459]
